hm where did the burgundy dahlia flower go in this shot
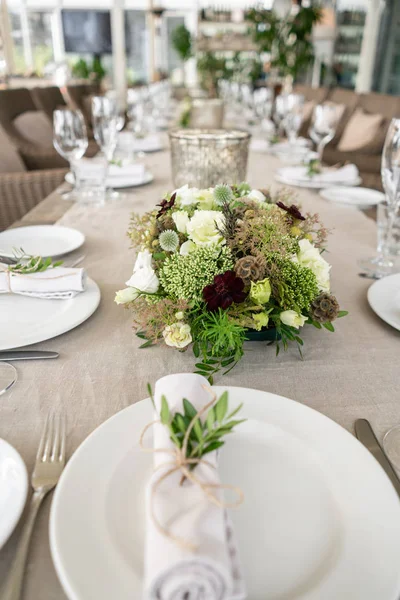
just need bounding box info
[276,201,305,221]
[203,270,246,311]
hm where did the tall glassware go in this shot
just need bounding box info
[309,104,340,161]
[92,96,119,160]
[53,109,88,201]
[359,119,400,277]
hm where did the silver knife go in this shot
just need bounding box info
[0,350,59,361]
[355,419,400,498]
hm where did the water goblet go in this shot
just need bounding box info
[309,103,340,161]
[53,109,88,201]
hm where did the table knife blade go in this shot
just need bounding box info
[0,350,59,361]
[355,418,400,498]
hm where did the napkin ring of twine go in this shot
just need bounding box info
[139,387,244,551]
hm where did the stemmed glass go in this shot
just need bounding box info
[309,104,340,161]
[92,96,119,161]
[359,119,400,278]
[282,94,304,144]
[53,109,88,200]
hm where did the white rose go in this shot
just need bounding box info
[174,184,199,207]
[186,210,225,247]
[133,249,153,272]
[248,189,266,204]
[196,189,216,210]
[163,322,192,349]
[172,210,190,234]
[114,287,138,304]
[280,310,307,328]
[180,240,196,255]
[126,251,159,294]
[296,239,331,292]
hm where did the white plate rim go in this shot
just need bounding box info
[0,438,28,549]
[0,226,85,259]
[50,385,400,600]
[368,274,400,332]
[0,277,101,351]
[319,186,385,207]
[275,174,362,189]
[65,171,154,189]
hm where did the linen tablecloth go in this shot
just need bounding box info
[1,145,399,600]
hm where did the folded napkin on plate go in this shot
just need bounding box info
[118,132,161,153]
[280,163,359,184]
[144,373,246,600]
[0,267,86,299]
[107,162,145,180]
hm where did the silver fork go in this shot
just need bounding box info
[1,412,66,600]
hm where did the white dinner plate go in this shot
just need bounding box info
[0,277,100,351]
[0,226,85,259]
[50,386,400,600]
[65,170,154,189]
[0,438,28,550]
[320,186,385,209]
[275,174,362,189]
[368,273,400,331]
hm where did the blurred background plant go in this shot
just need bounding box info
[247,5,323,83]
[71,57,107,82]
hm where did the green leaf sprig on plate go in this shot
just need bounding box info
[307,158,322,178]
[148,384,245,473]
[7,247,63,275]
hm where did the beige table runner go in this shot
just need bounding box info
[0,148,399,600]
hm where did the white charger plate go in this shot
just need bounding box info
[320,186,385,209]
[0,277,100,351]
[0,226,85,259]
[65,170,154,190]
[0,438,28,550]
[368,273,400,331]
[50,386,400,600]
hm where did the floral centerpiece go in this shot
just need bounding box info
[116,182,347,381]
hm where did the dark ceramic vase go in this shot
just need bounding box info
[245,327,281,342]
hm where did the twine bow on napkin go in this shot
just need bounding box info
[140,388,244,551]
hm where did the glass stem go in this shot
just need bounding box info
[317,140,326,162]
[380,206,397,262]
[70,159,79,192]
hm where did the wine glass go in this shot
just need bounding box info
[309,103,340,161]
[53,109,88,200]
[282,94,304,144]
[92,96,119,161]
[359,119,400,278]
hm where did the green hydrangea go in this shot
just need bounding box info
[269,256,319,313]
[159,245,234,300]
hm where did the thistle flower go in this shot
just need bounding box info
[159,230,179,252]
[214,184,233,205]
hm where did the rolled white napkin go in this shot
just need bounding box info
[278,163,359,184]
[144,373,246,600]
[0,267,86,299]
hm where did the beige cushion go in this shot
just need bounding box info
[13,110,53,148]
[338,108,383,152]
[0,125,26,173]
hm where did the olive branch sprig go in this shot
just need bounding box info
[7,247,63,274]
[148,384,245,464]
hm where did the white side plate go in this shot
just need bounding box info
[0,439,28,549]
[50,387,400,600]
[65,171,154,189]
[320,186,385,208]
[0,226,85,259]
[368,273,400,331]
[0,277,101,350]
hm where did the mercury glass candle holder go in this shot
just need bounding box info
[169,128,251,188]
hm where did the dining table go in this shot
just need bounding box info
[0,139,399,600]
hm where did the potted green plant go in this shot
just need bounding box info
[171,24,192,88]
